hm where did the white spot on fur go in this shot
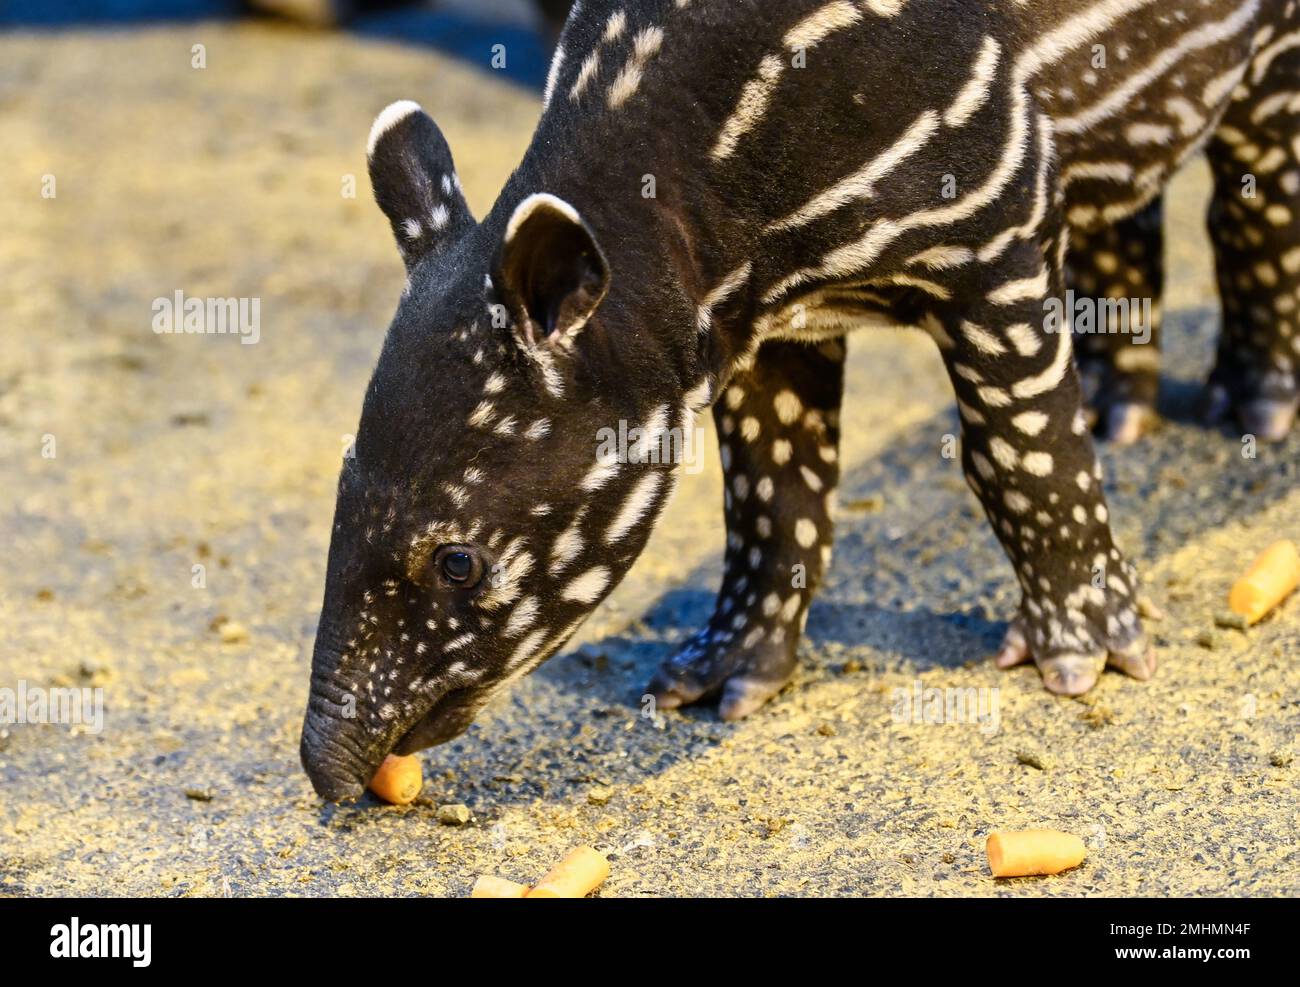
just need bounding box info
[562,566,611,604]
[989,437,1019,470]
[1012,411,1049,435]
[1021,451,1054,476]
[774,390,803,424]
[795,518,817,548]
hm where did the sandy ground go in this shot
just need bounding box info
[1,23,1297,898]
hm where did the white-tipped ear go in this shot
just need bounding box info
[495,193,610,348]
[367,100,423,159]
[505,193,583,243]
[367,101,475,270]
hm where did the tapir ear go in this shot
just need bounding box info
[494,193,611,348]
[367,100,475,270]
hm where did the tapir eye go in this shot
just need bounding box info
[436,546,482,587]
[443,552,473,582]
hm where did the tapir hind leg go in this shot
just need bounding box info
[1201,44,1300,441]
[1068,196,1166,445]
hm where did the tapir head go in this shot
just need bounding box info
[300,102,700,801]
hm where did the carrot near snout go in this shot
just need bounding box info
[1229,539,1300,626]
[986,829,1086,878]
[367,754,423,805]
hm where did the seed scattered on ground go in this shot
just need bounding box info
[760,816,792,838]
[1136,595,1166,621]
[214,619,249,644]
[842,495,884,513]
[1015,749,1052,771]
[438,803,471,826]
[1079,705,1114,729]
[1213,611,1249,631]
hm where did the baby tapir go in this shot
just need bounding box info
[301,0,1300,800]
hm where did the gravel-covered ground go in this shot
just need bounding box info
[1,22,1297,898]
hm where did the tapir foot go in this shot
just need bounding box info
[647,626,797,721]
[1078,355,1160,446]
[994,617,1157,696]
[1201,360,1299,442]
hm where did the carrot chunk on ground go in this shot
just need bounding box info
[987,829,1086,878]
[524,846,611,898]
[471,875,530,898]
[1229,539,1300,626]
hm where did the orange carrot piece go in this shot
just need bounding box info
[1229,539,1300,625]
[524,846,610,898]
[471,875,530,898]
[987,829,1086,878]
[367,754,423,805]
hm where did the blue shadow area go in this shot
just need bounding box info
[0,1,242,24]
[354,10,549,88]
[0,1,550,90]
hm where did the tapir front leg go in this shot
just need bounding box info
[935,240,1156,695]
[647,338,844,719]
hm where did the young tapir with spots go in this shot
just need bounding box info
[300,0,1300,800]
